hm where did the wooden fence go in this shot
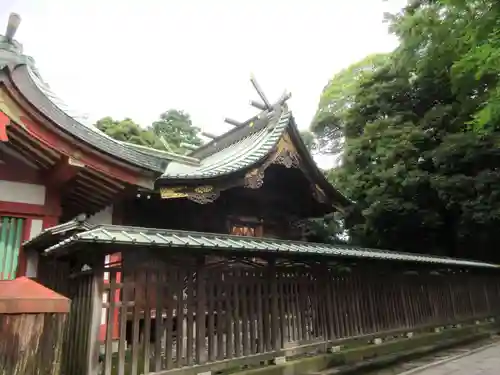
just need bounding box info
[37,249,500,375]
[0,277,69,375]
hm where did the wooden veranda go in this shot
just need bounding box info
[34,225,500,375]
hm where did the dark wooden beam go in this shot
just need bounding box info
[250,100,267,111]
[250,75,271,109]
[201,131,218,139]
[224,118,244,127]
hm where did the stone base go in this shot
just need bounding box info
[273,356,286,365]
[329,346,341,353]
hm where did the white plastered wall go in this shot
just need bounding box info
[25,219,44,278]
[0,180,46,205]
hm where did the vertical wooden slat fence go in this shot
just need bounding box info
[90,251,500,375]
[37,254,105,375]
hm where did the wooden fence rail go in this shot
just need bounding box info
[37,252,500,375]
[101,256,500,375]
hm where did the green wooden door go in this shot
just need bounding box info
[0,216,24,280]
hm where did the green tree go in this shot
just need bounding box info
[316,0,500,262]
[95,109,203,154]
[95,117,164,149]
[151,109,202,153]
[299,130,316,152]
[310,53,389,154]
[389,0,500,132]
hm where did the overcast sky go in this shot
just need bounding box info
[0,0,406,139]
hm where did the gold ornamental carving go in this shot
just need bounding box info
[244,168,265,189]
[270,133,301,168]
[161,132,303,199]
[243,132,301,190]
[194,185,214,194]
[160,185,219,204]
[160,186,189,199]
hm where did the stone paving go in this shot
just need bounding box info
[410,342,500,375]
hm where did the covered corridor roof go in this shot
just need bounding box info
[38,224,499,269]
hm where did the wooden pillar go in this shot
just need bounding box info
[196,256,207,364]
[87,266,105,375]
[268,259,279,351]
[483,277,491,314]
[448,277,457,320]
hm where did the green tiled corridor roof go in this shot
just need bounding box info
[42,224,499,269]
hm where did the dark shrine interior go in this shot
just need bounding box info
[121,165,333,239]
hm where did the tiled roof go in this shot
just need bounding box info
[17,64,168,172]
[0,31,183,173]
[160,109,290,179]
[42,224,499,269]
[22,217,93,248]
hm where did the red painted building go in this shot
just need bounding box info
[0,14,166,340]
[0,13,352,344]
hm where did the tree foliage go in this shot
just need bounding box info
[313,0,500,261]
[95,109,202,154]
[299,130,316,152]
[95,117,165,149]
[311,53,389,155]
[152,109,202,152]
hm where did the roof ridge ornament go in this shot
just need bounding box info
[250,73,272,110]
[222,75,292,129]
[0,13,24,57]
[5,13,21,43]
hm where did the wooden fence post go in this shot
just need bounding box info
[0,277,70,375]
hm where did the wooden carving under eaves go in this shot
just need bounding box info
[160,185,220,204]
[244,132,301,189]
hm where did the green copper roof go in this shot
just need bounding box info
[42,224,498,269]
[23,215,95,249]
[160,108,290,179]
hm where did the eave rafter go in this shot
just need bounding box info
[45,155,83,188]
[0,80,154,187]
[0,83,154,215]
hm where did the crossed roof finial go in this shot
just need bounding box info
[222,75,292,129]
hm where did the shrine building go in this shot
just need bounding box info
[2,14,500,375]
[0,13,354,341]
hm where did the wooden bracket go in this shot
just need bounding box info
[45,156,83,188]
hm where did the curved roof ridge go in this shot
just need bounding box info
[0,19,178,173]
[158,108,291,180]
[8,62,168,171]
[120,141,200,165]
[26,64,116,140]
[189,110,277,160]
